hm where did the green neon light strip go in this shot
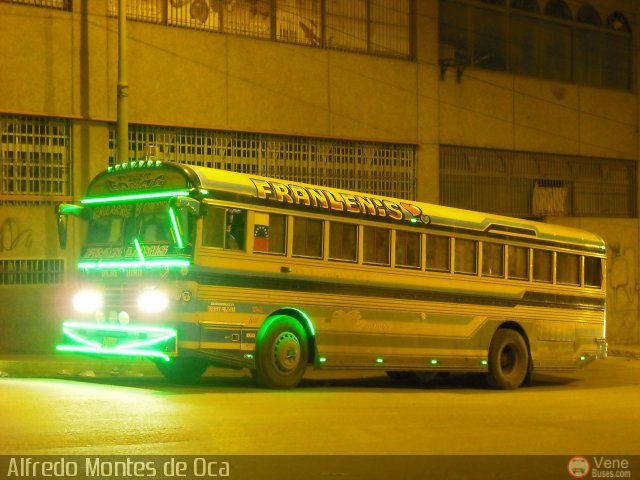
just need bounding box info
[289,308,316,337]
[56,345,171,362]
[62,326,175,351]
[78,258,190,270]
[63,321,176,334]
[168,208,184,249]
[80,190,190,205]
[115,333,177,350]
[62,328,102,348]
[134,238,145,263]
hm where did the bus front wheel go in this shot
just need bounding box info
[486,329,529,390]
[254,317,308,389]
[155,356,210,383]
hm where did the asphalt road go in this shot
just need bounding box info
[1,356,639,459]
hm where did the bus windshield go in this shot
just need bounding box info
[85,201,193,250]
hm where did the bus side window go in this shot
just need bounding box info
[426,234,450,272]
[363,226,390,266]
[292,217,323,258]
[395,230,421,269]
[557,252,580,286]
[508,245,529,281]
[202,206,225,248]
[533,249,553,283]
[329,221,358,262]
[254,212,286,255]
[584,256,602,288]
[225,208,246,251]
[454,238,477,275]
[482,242,504,278]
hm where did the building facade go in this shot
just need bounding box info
[0,0,638,352]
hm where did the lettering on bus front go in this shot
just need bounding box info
[251,178,431,225]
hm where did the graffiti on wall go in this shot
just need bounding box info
[608,241,639,342]
[0,218,33,252]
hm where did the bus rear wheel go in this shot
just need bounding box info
[254,316,308,389]
[155,356,210,383]
[486,329,529,390]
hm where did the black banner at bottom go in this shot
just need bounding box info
[0,455,635,480]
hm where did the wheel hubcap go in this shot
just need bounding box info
[500,344,518,375]
[272,331,301,374]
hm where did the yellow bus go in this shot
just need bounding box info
[55,160,608,389]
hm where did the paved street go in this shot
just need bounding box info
[0,355,639,457]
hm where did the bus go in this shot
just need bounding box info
[55,159,608,389]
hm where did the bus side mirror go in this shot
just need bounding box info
[54,204,85,250]
[56,212,68,250]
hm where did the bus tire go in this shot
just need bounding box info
[486,329,529,390]
[155,356,209,383]
[254,316,308,389]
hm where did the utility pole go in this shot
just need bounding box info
[117,0,128,164]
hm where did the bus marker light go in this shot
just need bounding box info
[376,358,384,364]
[319,357,327,363]
[430,359,439,365]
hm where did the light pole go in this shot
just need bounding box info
[117,0,128,164]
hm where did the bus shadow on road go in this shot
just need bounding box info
[54,369,589,393]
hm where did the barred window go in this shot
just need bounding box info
[108,0,412,59]
[109,125,416,199]
[439,0,632,91]
[440,145,636,218]
[1,115,72,203]
[0,259,64,285]
[2,0,69,9]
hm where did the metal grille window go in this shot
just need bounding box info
[107,0,412,59]
[109,125,416,199]
[0,259,64,285]
[0,115,72,203]
[1,0,69,9]
[440,145,637,218]
[439,0,633,91]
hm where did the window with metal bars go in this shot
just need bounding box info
[109,125,416,199]
[440,145,637,218]
[0,115,72,203]
[0,259,64,285]
[106,0,413,59]
[1,0,70,10]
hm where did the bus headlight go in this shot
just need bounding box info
[138,289,169,313]
[72,289,103,314]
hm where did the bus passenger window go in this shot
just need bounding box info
[584,256,602,288]
[395,230,421,269]
[454,238,477,275]
[557,252,580,286]
[426,235,450,272]
[508,246,529,281]
[363,226,390,265]
[532,249,553,283]
[253,212,286,255]
[225,208,246,250]
[202,206,225,248]
[482,242,504,278]
[329,222,357,262]
[292,217,323,258]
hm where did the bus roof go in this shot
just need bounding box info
[86,161,606,252]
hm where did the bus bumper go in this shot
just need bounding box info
[56,321,178,362]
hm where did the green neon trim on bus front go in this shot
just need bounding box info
[56,345,171,362]
[80,190,191,205]
[168,208,184,249]
[78,258,190,269]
